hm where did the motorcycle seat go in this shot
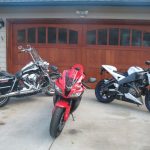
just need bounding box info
[145,60,150,65]
[114,71,128,77]
[0,71,15,79]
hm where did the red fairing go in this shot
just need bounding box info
[55,64,85,98]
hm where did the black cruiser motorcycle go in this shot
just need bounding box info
[95,61,150,112]
[0,45,59,107]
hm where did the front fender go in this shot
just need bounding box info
[54,100,71,121]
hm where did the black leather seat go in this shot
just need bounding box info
[0,71,14,78]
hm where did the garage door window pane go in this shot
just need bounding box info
[143,32,150,47]
[48,27,56,43]
[120,29,130,46]
[17,29,26,43]
[58,28,67,44]
[98,29,107,45]
[38,27,46,43]
[109,28,119,45]
[132,30,141,46]
[28,28,36,43]
[69,30,78,44]
[87,30,96,45]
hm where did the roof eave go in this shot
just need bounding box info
[0,1,150,7]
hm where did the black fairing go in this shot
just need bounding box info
[0,71,15,93]
[118,72,146,85]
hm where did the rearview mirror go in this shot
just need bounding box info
[88,77,96,83]
[50,65,58,72]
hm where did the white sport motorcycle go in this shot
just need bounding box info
[95,61,150,112]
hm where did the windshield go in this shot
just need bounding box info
[65,68,82,90]
[29,48,43,62]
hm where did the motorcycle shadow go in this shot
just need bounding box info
[7,94,44,106]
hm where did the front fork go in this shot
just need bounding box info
[53,100,71,121]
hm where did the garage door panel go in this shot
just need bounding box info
[11,23,82,73]
[83,24,150,83]
[49,48,80,64]
[85,49,106,67]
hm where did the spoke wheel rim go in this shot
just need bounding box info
[100,91,111,99]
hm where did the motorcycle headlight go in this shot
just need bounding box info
[55,85,62,94]
[70,92,82,98]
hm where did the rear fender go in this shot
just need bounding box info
[53,100,71,121]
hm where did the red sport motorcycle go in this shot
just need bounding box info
[49,64,96,138]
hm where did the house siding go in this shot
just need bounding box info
[0,6,150,70]
[0,27,6,70]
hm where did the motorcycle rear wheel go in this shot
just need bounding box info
[50,107,65,138]
[95,80,114,103]
[145,91,150,112]
[0,91,10,107]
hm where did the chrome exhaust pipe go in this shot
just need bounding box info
[0,89,39,98]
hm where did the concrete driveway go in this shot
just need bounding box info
[0,90,150,150]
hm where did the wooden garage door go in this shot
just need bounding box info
[8,20,150,85]
[82,24,150,80]
[10,23,83,74]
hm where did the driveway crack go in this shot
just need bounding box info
[48,139,55,150]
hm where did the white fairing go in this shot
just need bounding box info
[127,66,144,75]
[102,65,125,81]
[147,73,150,84]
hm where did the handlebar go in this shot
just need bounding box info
[18,45,32,52]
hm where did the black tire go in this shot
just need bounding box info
[145,91,150,112]
[95,80,114,103]
[50,107,65,138]
[0,97,9,107]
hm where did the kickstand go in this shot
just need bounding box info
[71,113,75,121]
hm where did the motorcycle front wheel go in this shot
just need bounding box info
[95,80,114,103]
[50,107,65,138]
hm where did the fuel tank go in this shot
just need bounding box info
[127,66,144,75]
